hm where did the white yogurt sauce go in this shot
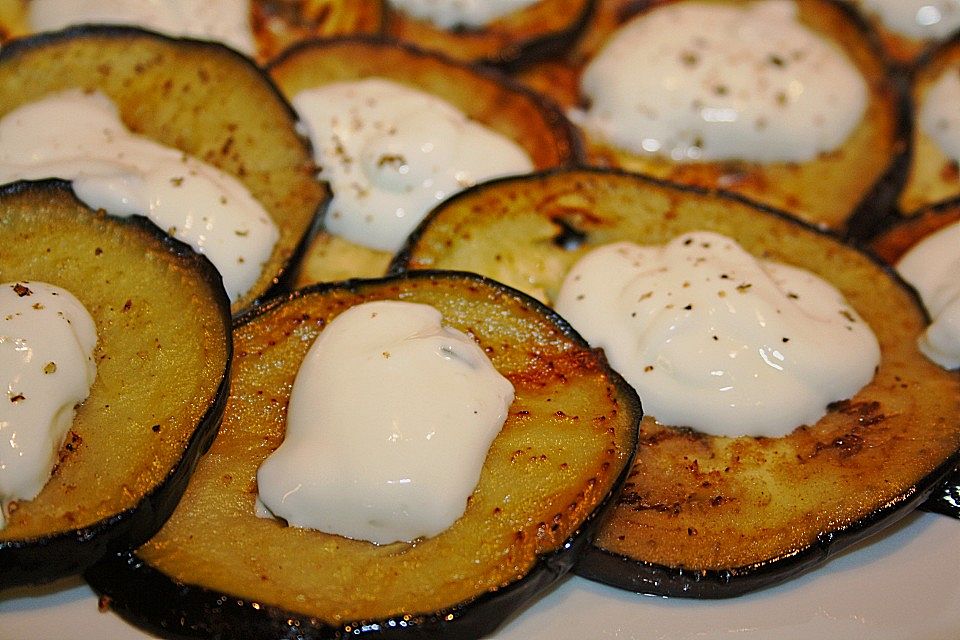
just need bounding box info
[919,65,960,163]
[896,221,960,369]
[256,300,514,544]
[28,0,256,56]
[0,90,278,303]
[0,282,97,529]
[573,0,868,163]
[292,78,533,253]
[555,232,881,437]
[856,0,960,40]
[388,0,541,29]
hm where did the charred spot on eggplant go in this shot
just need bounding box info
[0,25,328,313]
[384,0,595,70]
[86,271,640,638]
[870,196,960,264]
[391,167,960,597]
[0,180,231,589]
[517,0,905,234]
[267,36,583,287]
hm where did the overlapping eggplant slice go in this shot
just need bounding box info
[391,168,960,597]
[897,33,960,215]
[871,196,960,263]
[86,271,641,639]
[517,0,905,234]
[267,36,583,287]
[0,1,385,64]
[0,180,231,589]
[848,0,959,65]
[0,25,328,313]
[383,0,595,69]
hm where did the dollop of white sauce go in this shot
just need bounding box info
[857,0,960,40]
[292,78,533,253]
[28,0,256,56]
[256,300,514,544]
[919,65,960,163]
[896,221,960,369]
[0,90,279,303]
[555,232,881,437]
[388,0,540,28]
[573,0,868,163]
[0,282,97,529]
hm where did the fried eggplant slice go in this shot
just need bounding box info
[898,33,960,215]
[871,196,960,263]
[86,271,640,638]
[392,168,960,597]
[0,1,385,64]
[384,0,594,70]
[268,36,582,287]
[0,180,231,589]
[0,25,328,313]
[517,0,905,233]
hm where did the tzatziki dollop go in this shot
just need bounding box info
[388,0,540,29]
[919,64,960,163]
[555,232,881,437]
[856,0,960,40]
[28,0,256,56]
[573,0,868,163]
[291,77,533,253]
[0,90,278,303]
[0,282,97,529]
[896,221,960,369]
[256,300,514,544]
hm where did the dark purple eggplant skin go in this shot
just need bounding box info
[85,271,642,640]
[575,449,960,598]
[0,180,233,590]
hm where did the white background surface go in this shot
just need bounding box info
[1,511,958,640]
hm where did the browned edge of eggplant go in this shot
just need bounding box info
[575,449,960,598]
[0,24,330,316]
[0,179,233,589]
[85,269,642,639]
[389,167,958,597]
[384,0,597,72]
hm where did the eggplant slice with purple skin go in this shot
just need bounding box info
[86,271,641,639]
[267,36,584,287]
[0,25,328,314]
[0,180,231,589]
[391,167,960,597]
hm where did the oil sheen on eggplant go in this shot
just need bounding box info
[86,271,641,638]
[0,180,231,589]
[0,25,328,313]
[391,167,960,597]
[267,36,583,287]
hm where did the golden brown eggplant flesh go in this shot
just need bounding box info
[384,0,595,70]
[0,180,231,589]
[86,271,641,638]
[392,167,960,597]
[267,36,583,286]
[0,25,328,313]
[517,0,906,234]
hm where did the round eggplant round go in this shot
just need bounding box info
[86,271,641,638]
[0,25,329,313]
[267,36,584,287]
[517,0,906,234]
[0,180,231,589]
[383,0,595,70]
[391,167,960,597]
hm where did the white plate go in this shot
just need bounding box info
[1,511,958,639]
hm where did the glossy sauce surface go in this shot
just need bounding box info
[292,77,533,252]
[0,281,97,529]
[0,90,278,302]
[555,232,881,437]
[256,300,514,544]
[857,0,960,39]
[388,0,540,28]
[574,1,867,163]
